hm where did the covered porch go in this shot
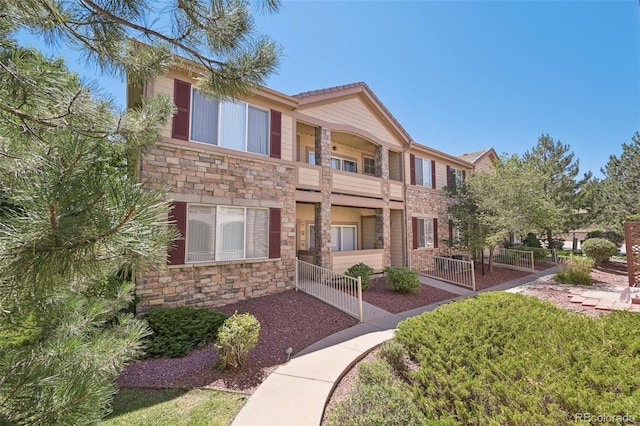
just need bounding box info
[296,202,397,273]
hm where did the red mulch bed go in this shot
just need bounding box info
[118,290,358,394]
[118,263,558,394]
[473,263,531,290]
[362,278,458,314]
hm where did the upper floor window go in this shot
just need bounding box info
[449,167,465,189]
[415,157,433,187]
[363,156,376,176]
[410,154,436,189]
[307,150,358,173]
[331,156,357,173]
[191,90,269,155]
[171,79,281,159]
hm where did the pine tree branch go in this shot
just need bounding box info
[79,205,137,248]
[81,0,227,70]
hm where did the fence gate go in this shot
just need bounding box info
[295,258,364,322]
[624,222,640,287]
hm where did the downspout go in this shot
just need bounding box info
[402,141,412,268]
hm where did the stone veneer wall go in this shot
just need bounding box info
[405,186,452,265]
[136,143,297,312]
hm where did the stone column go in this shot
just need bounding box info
[375,145,389,179]
[376,207,391,267]
[375,145,392,267]
[314,127,332,268]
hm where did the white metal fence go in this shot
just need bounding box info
[412,255,476,291]
[489,247,535,272]
[295,258,363,322]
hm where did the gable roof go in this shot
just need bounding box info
[293,82,413,146]
[458,148,498,165]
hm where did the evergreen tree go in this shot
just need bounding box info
[0,0,282,423]
[448,155,556,271]
[593,132,640,228]
[522,134,592,246]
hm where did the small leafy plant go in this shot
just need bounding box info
[384,266,419,293]
[554,256,594,285]
[214,312,260,370]
[346,263,375,290]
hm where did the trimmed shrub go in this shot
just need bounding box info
[345,263,375,290]
[581,238,618,265]
[379,339,409,376]
[325,359,425,426]
[554,256,594,285]
[585,230,624,247]
[384,266,419,293]
[547,238,565,250]
[522,232,542,248]
[144,307,228,358]
[392,292,640,423]
[214,312,260,370]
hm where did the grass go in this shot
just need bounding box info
[103,388,246,426]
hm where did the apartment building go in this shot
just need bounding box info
[131,68,474,311]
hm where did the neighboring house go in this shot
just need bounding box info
[130,69,475,312]
[458,148,498,173]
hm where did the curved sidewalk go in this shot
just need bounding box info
[232,266,559,426]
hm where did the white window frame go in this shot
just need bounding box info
[330,156,357,173]
[189,89,270,155]
[363,156,376,176]
[308,224,357,251]
[450,167,464,188]
[185,204,269,263]
[417,218,434,249]
[415,157,432,187]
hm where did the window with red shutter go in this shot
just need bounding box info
[270,110,281,159]
[168,202,187,265]
[172,80,191,141]
[269,208,281,258]
[409,154,416,185]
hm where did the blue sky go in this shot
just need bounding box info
[17,0,640,178]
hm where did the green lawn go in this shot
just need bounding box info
[103,388,247,426]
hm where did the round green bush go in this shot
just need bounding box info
[345,263,375,290]
[581,238,618,265]
[214,312,260,370]
[143,307,229,358]
[384,266,419,293]
[522,232,542,248]
[585,230,624,247]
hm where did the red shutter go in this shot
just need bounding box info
[431,160,436,189]
[270,110,282,159]
[446,165,451,188]
[462,170,467,182]
[412,217,418,249]
[449,220,453,240]
[433,218,439,249]
[168,202,187,265]
[172,80,191,141]
[269,208,281,258]
[409,154,416,185]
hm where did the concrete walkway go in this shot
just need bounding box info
[232,266,559,426]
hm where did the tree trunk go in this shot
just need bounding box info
[546,228,553,249]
